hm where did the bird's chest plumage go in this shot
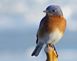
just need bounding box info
[40,16,66,44]
[47,16,66,34]
[45,16,66,44]
[47,28,63,45]
[38,16,66,44]
[40,28,63,45]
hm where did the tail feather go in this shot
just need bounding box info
[31,43,43,56]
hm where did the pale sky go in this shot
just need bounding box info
[0,0,76,61]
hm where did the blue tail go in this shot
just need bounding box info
[31,43,43,56]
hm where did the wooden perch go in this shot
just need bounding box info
[44,44,58,61]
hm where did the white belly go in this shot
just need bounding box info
[48,29,63,45]
[38,29,63,45]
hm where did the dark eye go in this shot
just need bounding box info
[52,10,55,12]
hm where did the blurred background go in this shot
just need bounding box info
[0,0,77,61]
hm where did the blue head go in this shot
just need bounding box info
[44,5,63,16]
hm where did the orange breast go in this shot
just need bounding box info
[47,16,66,34]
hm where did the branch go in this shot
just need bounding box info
[44,44,58,61]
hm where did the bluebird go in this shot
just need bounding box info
[31,5,66,56]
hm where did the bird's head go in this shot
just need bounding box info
[43,5,63,16]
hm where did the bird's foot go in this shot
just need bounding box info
[47,44,58,57]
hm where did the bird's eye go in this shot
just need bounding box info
[52,10,56,12]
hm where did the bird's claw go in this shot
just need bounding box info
[47,44,58,57]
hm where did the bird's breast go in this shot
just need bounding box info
[47,16,66,34]
[48,28,63,45]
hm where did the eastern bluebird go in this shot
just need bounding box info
[31,5,66,56]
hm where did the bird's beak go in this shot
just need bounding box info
[43,10,47,13]
[43,10,53,16]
